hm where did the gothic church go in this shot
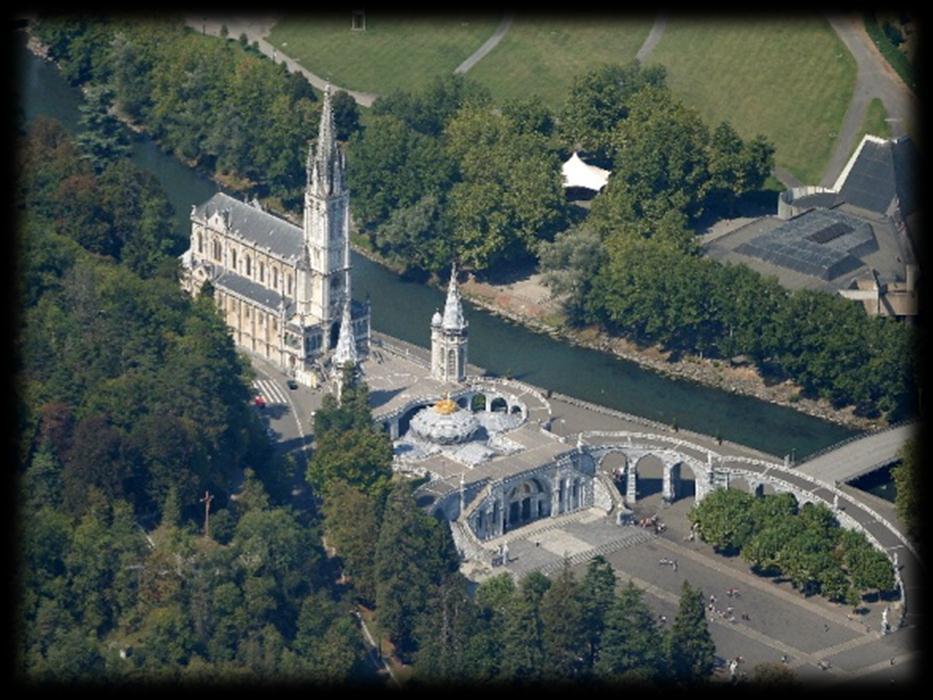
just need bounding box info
[181,86,370,387]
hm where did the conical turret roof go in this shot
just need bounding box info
[334,298,358,367]
[442,264,466,332]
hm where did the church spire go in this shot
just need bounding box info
[442,262,466,332]
[333,297,358,368]
[307,84,344,197]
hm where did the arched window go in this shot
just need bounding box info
[447,349,457,377]
[245,255,252,276]
[273,268,278,289]
[231,248,237,270]
[197,232,203,254]
[213,240,222,261]
[287,273,293,295]
[259,262,265,284]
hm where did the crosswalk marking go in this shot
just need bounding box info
[253,378,288,405]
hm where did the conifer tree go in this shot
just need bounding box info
[596,581,666,683]
[666,581,715,684]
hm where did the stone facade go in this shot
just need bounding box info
[180,85,370,386]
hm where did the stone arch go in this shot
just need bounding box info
[507,477,550,526]
[728,474,756,494]
[490,397,508,413]
[456,396,469,409]
[633,453,665,499]
[509,404,522,415]
[471,393,487,412]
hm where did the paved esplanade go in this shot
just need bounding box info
[796,422,916,486]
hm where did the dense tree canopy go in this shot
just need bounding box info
[690,489,895,603]
[16,117,365,683]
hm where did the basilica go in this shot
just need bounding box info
[180,86,370,387]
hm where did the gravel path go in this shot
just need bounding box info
[184,15,380,107]
[454,13,513,74]
[635,13,668,63]
[819,14,917,187]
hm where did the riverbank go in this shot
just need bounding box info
[350,241,881,433]
[22,26,879,434]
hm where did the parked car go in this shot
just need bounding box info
[287,379,299,390]
[253,395,266,409]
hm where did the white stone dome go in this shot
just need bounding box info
[410,397,480,445]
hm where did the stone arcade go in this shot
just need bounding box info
[180,85,370,387]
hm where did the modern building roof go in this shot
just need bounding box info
[561,152,611,191]
[193,192,305,263]
[735,208,877,281]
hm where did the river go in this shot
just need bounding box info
[15,30,861,461]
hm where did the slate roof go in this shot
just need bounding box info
[214,268,293,315]
[836,137,917,216]
[194,192,304,262]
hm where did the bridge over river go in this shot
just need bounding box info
[795,422,917,487]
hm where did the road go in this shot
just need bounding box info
[820,14,917,187]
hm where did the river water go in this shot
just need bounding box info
[15,30,861,461]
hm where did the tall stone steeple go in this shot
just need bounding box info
[431,263,468,383]
[332,297,358,403]
[299,84,351,335]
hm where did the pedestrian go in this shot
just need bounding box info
[672,559,678,572]
[726,606,734,616]
[824,623,830,632]
[781,654,788,664]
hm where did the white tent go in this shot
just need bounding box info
[561,152,611,191]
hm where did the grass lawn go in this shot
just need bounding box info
[267,13,500,95]
[848,98,892,160]
[646,16,856,185]
[465,15,655,109]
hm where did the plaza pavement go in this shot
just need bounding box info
[242,344,920,687]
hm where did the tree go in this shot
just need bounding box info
[374,482,458,657]
[579,555,616,670]
[307,420,393,497]
[348,113,456,232]
[414,574,497,683]
[445,104,567,271]
[321,481,382,602]
[499,572,551,681]
[331,89,361,141]
[373,194,453,275]
[892,438,919,538]
[666,581,715,684]
[601,85,711,227]
[688,487,756,554]
[750,661,799,686]
[75,85,132,173]
[596,581,666,683]
[538,225,607,325]
[539,558,588,679]
[559,61,667,161]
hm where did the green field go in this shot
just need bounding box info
[646,17,856,184]
[466,16,655,109]
[266,14,500,95]
[853,98,893,152]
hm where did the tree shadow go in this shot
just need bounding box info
[369,386,405,409]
